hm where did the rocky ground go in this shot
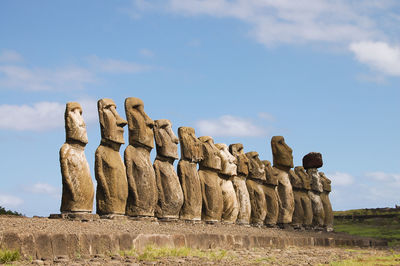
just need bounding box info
[0,216,396,265]
[16,246,399,265]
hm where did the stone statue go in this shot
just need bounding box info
[60,102,94,213]
[198,136,223,223]
[229,143,251,225]
[215,143,239,224]
[271,136,295,227]
[177,127,203,221]
[245,151,267,226]
[293,166,313,229]
[303,152,325,229]
[261,160,280,227]
[95,98,128,216]
[124,97,157,217]
[153,119,184,220]
[319,172,333,231]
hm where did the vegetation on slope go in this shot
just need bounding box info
[0,206,23,216]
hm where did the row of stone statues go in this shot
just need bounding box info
[60,98,333,230]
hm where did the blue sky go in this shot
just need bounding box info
[0,0,399,216]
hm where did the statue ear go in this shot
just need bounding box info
[153,123,162,146]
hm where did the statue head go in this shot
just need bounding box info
[215,143,237,176]
[262,160,279,185]
[319,172,331,192]
[154,119,179,160]
[125,97,154,149]
[98,98,127,144]
[65,102,88,144]
[229,143,249,176]
[178,127,203,162]
[245,151,265,180]
[271,136,293,171]
[198,136,221,170]
[294,166,311,190]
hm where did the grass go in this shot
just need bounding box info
[0,249,21,264]
[119,245,232,262]
[334,208,400,217]
[334,216,400,246]
[330,253,400,265]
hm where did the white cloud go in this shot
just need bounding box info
[0,50,23,63]
[349,41,400,76]
[87,55,152,73]
[0,99,98,131]
[26,183,60,195]
[129,0,396,46]
[328,171,355,186]
[0,194,23,207]
[196,115,266,137]
[365,171,400,186]
[139,48,155,57]
[0,65,96,91]
[258,112,275,122]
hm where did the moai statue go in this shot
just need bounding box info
[215,143,239,224]
[261,160,280,227]
[95,99,128,216]
[177,127,203,221]
[303,152,325,229]
[124,97,157,217]
[229,144,251,225]
[153,119,184,220]
[319,172,333,231]
[293,166,313,229]
[245,151,267,226]
[198,136,223,223]
[271,136,295,228]
[60,102,94,213]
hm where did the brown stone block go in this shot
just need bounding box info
[78,234,92,256]
[51,234,69,257]
[172,234,186,248]
[20,234,35,259]
[1,232,21,252]
[302,152,323,169]
[118,233,135,251]
[34,233,53,260]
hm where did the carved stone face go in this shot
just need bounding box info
[65,102,88,144]
[319,172,331,192]
[98,98,127,144]
[245,151,265,180]
[215,143,237,176]
[262,160,278,185]
[154,119,179,159]
[125,97,154,149]
[271,136,294,170]
[178,127,203,162]
[294,166,311,190]
[198,136,221,170]
[229,143,249,176]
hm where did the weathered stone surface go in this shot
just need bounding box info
[293,166,313,227]
[261,160,279,226]
[245,152,266,225]
[271,136,294,171]
[177,127,203,221]
[215,143,239,224]
[153,119,184,219]
[319,172,333,231]
[198,136,223,223]
[307,168,325,227]
[303,152,323,169]
[60,102,94,213]
[271,136,294,225]
[95,99,128,215]
[275,168,295,224]
[229,144,251,225]
[124,97,157,217]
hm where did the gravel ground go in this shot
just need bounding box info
[0,216,367,241]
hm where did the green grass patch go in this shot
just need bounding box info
[334,208,400,217]
[0,206,23,216]
[330,253,400,265]
[334,217,400,246]
[120,245,232,262]
[0,249,21,263]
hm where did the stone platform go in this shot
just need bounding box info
[0,216,387,260]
